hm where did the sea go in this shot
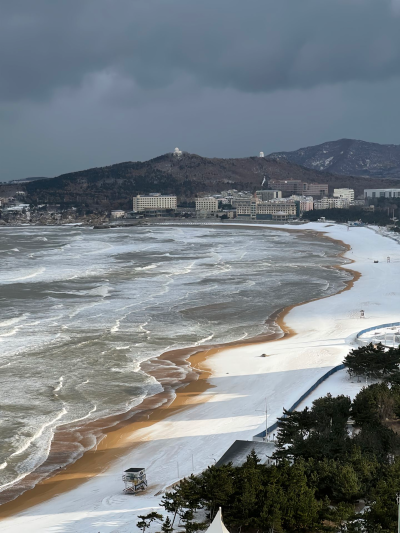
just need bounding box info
[0,224,351,496]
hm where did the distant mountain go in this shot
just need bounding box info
[268,139,400,179]
[19,151,400,210]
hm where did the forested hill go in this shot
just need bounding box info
[268,138,400,179]
[23,151,400,210]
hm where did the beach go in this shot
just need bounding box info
[1,222,399,532]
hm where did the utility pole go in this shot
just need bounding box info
[397,493,400,533]
[256,398,269,440]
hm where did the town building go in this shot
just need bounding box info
[132,194,177,214]
[236,198,297,220]
[333,188,355,202]
[110,210,126,219]
[290,195,314,212]
[314,197,350,210]
[256,190,282,201]
[268,179,303,195]
[195,197,219,213]
[231,197,253,208]
[268,180,328,197]
[304,183,329,197]
[364,188,400,199]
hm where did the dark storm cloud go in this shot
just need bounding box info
[1,0,400,102]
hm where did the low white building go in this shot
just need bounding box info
[364,188,400,199]
[110,210,125,219]
[195,197,219,213]
[132,194,177,212]
[333,188,355,202]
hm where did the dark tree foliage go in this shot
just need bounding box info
[343,342,400,380]
[276,394,352,460]
[161,458,323,533]
[160,379,400,533]
[304,207,396,225]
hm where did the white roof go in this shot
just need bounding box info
[206,509,229,533]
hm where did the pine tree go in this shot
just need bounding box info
[161,517,173,533]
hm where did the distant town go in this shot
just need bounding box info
[1,182,399,229]
[0,148,399,229]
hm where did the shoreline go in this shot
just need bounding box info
[0,225,358,519]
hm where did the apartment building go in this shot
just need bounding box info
[314,197,350,210]
[195,197,219,212]
[132,194,177,212]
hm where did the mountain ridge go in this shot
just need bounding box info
[5,148,399,211]
[268,138,400,179]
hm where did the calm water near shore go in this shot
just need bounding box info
[0,224,350,495]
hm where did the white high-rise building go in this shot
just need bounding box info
[333,188,355,202]
[132,194,177,212]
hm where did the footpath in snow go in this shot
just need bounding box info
[1,223,400,533]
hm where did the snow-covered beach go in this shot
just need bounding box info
[1,222,399,532]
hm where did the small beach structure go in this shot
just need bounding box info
[122,467,147,494]
[206,508,230,533]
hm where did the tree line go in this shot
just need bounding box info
[137,343,400,532]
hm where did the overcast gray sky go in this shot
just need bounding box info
[1,0,400,180]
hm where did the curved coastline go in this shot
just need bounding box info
[0,225,359,519]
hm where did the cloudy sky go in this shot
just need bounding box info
[1,0,400,180]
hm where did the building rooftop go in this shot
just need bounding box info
[215,440,275,467]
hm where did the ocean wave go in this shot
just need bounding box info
[135,264,158,271]
[54,376,64,394]
[9,407,68,460]
[7,267,46,282]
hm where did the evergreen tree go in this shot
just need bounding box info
[161,517,173,533]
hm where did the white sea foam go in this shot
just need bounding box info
[9,407,68,459]
[7,267,46,282]
[0,316,25,328]
[195,334,214,346]
[135,264,157,271]
[54,377,64,393]
[111,320,120,333]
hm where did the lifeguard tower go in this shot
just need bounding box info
[122,467,147,494]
